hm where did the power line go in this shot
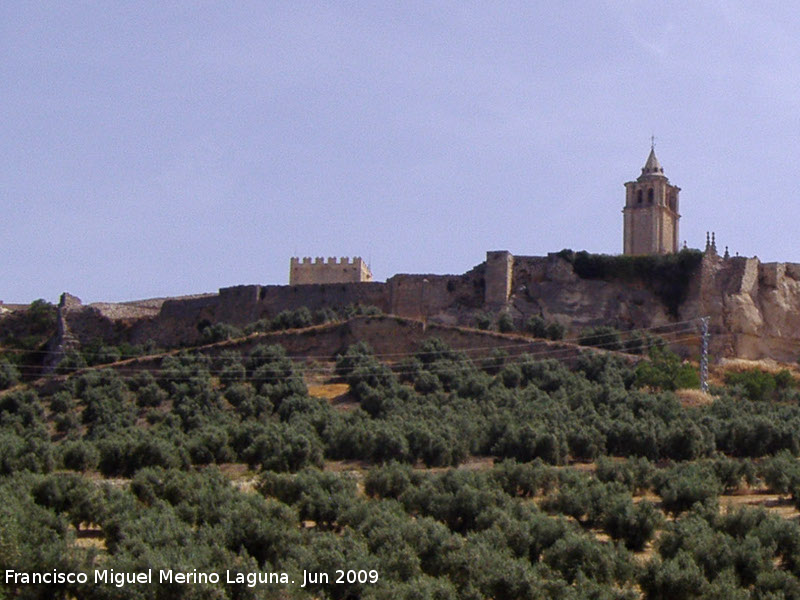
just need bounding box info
[0,316,705,364]
[10,332,705,386]
[8,325,699,377]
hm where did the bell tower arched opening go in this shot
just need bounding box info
[622,145,681,255]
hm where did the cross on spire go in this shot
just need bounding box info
[650,134,655,150]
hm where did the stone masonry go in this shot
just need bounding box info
[51,248,800,363]
[289,256,373,285]
[623,146,681,255]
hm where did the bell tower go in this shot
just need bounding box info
[623,144,680,255]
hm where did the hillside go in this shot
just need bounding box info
[42,249,800,367]
[3,306,800,597]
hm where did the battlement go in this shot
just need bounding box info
[289,256,373,285]
[291,256,365,266]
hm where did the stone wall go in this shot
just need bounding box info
[485,251,514,309]
[695,255,800,361]
[37,316,623,392]
[509,253,673,333]
[289,256,373,285]
[52,250,800,362]
[387,268,484,325]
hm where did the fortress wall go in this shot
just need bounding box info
[125,295,220,346]
[512,256,674,334]
[55,317,627,389]
[88,302,162,321]
[52,252,800,363]
[740,258,760,295]
[760,262,786,288]
[255,282,390,319]
[510,255,549,288]
[387,275,454,318]
[387,270,485,322]
[694,255,800,362]
[485,251,514,307]
[59,282,393,349]
[159,295,220,319]
[142,282,390,344]
[786,263,800,281]
[61,307,115,345]
[289,256,372,285]
[216,285,263,324]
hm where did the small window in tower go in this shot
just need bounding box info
[637,190,643,204]
[648,188,654,203]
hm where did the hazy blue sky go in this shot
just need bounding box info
[3,2,799,303]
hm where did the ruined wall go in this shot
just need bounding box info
[289,256,373,285]
[387,268,484,325]
[485,251,514,308]
[44,316,617,389]
[59,282,393,348]
[255,282,389,317]
[53,251,800,362]
[694,255,800,362]
[509,254,673,333]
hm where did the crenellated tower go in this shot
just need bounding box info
[289,256,373,285]
[623,145,681,255]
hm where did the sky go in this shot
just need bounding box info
[2,1,800,303]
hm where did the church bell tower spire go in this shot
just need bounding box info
[622,144,681,255]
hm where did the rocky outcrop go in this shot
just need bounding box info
[49,252,800,363]
[699,256,800,362]
[510,254,673,333]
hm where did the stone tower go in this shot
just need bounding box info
[623,146,681,255]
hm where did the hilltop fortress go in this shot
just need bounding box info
[289,256,373,285]
[51,149,800,363]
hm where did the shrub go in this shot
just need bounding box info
[525,317,565,341]
[558,249,703,317]
[475,313,492,330]
[640,550,708,600]
[579,326,623,351]
[655,465,722,516]
[526,316,547,337]
[545,321,566,341]
[635,346,700,390]
[201,322,243,343]
[758,450,800,496]
[364,462,416,498]
[602,497,662,551]
[56,351,87,374]
[775,369,795,390]
[271,307,313,330]
[725,369,778,401]
[542,532,620,584]
[61,441,99,472]
[497,313,515,333]
[27,299,57,331]
[92,345,122,365]
[0,360,21,389]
